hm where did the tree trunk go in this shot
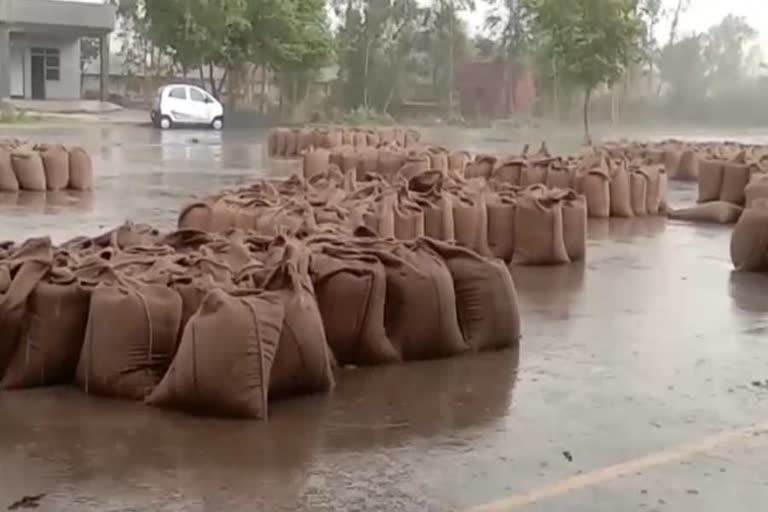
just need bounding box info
[363,38,373,109]
[583,86,593,144]
[447,2,456,116]
[208,62,217,98]
[260,64,268,115]
[217,69,228,100]
[199,65,205,89]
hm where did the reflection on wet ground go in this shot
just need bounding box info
[1,124,768,511]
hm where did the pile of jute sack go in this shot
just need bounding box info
[179,160,591,265]
[300,142,668,218]
[0,140,94,192]
[601,139,768,182]
[267,126,422,158]
[0,222,520,419]
[662,147,768,224]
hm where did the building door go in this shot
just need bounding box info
[31,54,45,99]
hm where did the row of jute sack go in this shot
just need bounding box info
[268,126,422,158]
[0,141,94,192]
[601,140,768,183]
[301,144,669,220]
[0,223,520,419]
[178,169,590,265]
[666,162,768,225]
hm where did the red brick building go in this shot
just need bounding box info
[458,61,536,119]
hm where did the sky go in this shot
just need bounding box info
[466,0,768,51]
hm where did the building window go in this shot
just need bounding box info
[31,48,60,81]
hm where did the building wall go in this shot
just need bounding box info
[9,33,80,99]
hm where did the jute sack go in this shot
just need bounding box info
[353,130,368,149]
[1,267,91,389]
[146,288,284,419]
[745,174,768,208]
[408,171,455,242]
[453,193,491,256]
[555,190,588,262]
[255,241,334,399]
[303,148,330,180]
[368,241,467,360]
[420,238,521,352]
[668,201,743,224]
[40,145,70,191]
[513,195,570,265]
[357,147,380,180]
[429,151,449,173]
[268,130,279,156]
[11,150,46,191]
[297,129,315,154]
[178,200,215,231]
[520,165,547,187]
[466,155,497,179]
[676,150,699,181]
[643,166,663,215]
[448,151,470,174]
[609,159,633,217]
[0,146,19,191]
[493,159,524,186]
[393,193,425,241]
[698,159,725,203]
[378,149,407,182]
[0,237,54,377]
[719,162,752,206]
[75,266,183,400]
[274,129,289,156]
[366,130,381,147]
[486,193,516,262]
[546,164,574,190]
[663,148,682,178]
[68,146,94,190]
[398,153,430,181]
[582,167,611,218]
[285,130,299,157]
[730,202,768,271]
[310,246,399,365]
[630,170,648,216]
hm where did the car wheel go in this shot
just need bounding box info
[160,116,172,130]
[211,117,223,131]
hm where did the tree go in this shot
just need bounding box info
[80,38,100,93]
[523,0,642,139]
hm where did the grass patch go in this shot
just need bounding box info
[0,108,37,124]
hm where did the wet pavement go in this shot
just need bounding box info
[1,122,768,511]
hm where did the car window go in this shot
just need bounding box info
[169,87,187,100]
[190,88,208,103]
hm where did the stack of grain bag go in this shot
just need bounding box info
[267,126,421,158]
[0,140,93,192]
[0,222,521,419]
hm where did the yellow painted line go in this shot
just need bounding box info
[465,422,768,512]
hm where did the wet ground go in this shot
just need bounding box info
[1,122,768,511]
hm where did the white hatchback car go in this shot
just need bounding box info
[151,84,224,130]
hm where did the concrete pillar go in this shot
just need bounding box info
[99,34,109,102]
[0,25,10,100]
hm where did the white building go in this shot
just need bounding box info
[0,0,115,101]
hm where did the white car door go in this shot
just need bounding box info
[165,86,193,123]
[188,87,213,123]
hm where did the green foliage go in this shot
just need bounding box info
[0,109,33,124]
[523,0,642,90]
